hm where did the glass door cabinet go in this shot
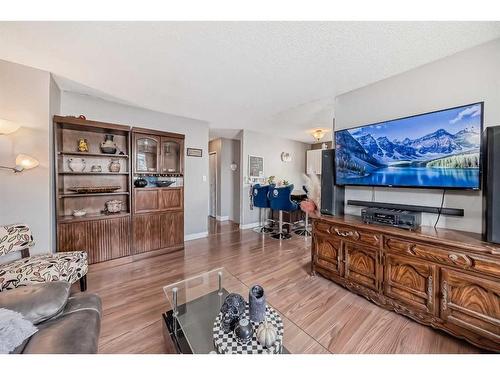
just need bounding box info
[134,134,160,173]
[161,137,183,174]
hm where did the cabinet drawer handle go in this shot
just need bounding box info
[448,253,473,268]
[334,228,359,239]
[334,228,347,237]
[427,276,433,308]
[441,281,448,311]
[406,244,417,256]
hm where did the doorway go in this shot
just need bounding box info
[209,152,217,218]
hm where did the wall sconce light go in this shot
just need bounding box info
[0,118,21,135]
[230,162,238,171]
[280,152,292,162]
[0,154,39,173]
[0,119,38,173]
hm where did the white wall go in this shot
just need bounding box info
[334,39,500,233]
[60,92,210,238]
[208,138,241,222]
[49,76,61,251]
[240,129,309,226]
[0,59,52,260]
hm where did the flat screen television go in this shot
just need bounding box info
[334,102,483,190]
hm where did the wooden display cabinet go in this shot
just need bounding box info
[54,116,132,264]
[131,127,185,256]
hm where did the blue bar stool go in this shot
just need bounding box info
[295,185,311,237]
[252,184,274,233]
[269,184,298,240]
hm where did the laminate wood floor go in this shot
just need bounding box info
[84,224,480,354]
[207,216,240,235]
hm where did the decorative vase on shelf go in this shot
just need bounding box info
[249,285,266,323]
[134,178,148,188]
[100,134,117,154]
[109,159,121,173]
[68,158,86,172]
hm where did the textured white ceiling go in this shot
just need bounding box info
[1,22,499,143]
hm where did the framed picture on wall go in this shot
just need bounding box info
[187,148,203,157]
[248,155,264,179]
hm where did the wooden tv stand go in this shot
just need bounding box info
[311,214,500,352]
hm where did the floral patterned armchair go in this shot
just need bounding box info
[0,224,88,292]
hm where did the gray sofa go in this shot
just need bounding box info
[0,281,101,354]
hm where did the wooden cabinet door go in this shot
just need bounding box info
[58,215,131,264]
[134,189,160,213]
[160,137,184,174]
[133,214,161,254]
[440,268,500,343]
[160,211,184,248]
[344,243,380,291]
[159,188,183,210]
[133,134,160,173]
[313,234,343,276]
[384,253,437,314]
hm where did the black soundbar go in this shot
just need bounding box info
[347,200,464,217]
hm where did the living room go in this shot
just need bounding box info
[1,1,499,374]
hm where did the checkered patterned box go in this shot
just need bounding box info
[213,303,284,354]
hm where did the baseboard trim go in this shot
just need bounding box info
[216,216,230,221]
[184,231,209,241]
[239,222,260,230]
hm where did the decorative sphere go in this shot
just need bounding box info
[256,321,277,348]
[234,318,253,343]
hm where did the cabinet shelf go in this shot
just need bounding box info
[58,212,130,223]
[58,151,129,158]
[60,172,130,175]
[59,192,130,198]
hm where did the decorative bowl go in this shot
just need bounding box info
[155,180,175,187]
[72,209,87,217]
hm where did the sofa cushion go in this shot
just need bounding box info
[22,293,102,354]
[0,282,71,324]
[0,251,87,292]
[0,308,38,354]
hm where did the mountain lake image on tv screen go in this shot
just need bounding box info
[335,103,482,189]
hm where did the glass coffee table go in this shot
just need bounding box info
[162,267,327,354]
